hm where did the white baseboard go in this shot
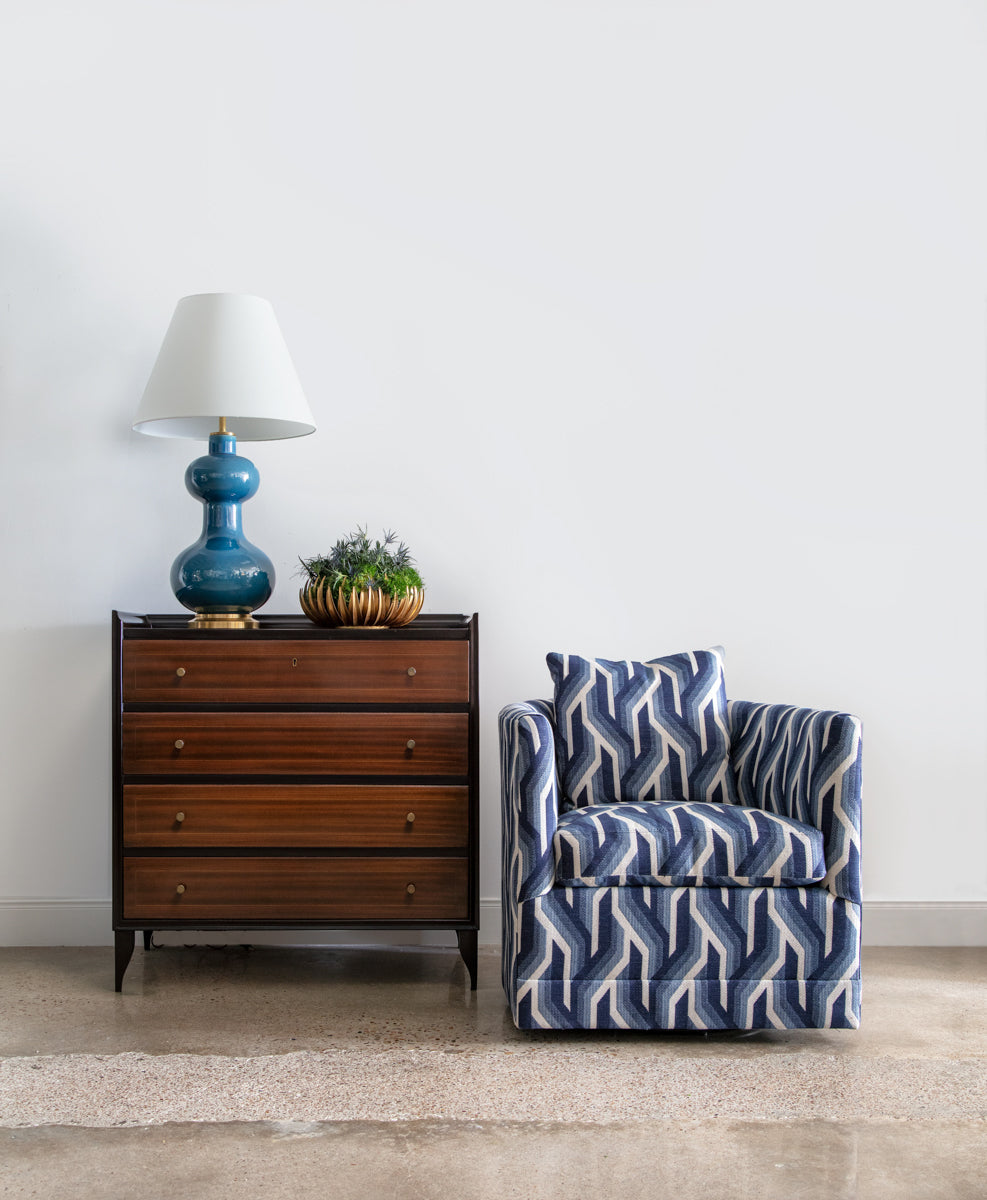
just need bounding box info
[0,900,113,947]
[863,901,987,946]
[0,898,983,948]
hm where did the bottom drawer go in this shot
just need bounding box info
[123,857,468,922]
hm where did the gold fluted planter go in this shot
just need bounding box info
[299,581,425,628]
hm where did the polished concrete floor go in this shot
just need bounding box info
[0,943,984,1198]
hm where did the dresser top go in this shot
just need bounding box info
[115,612,474,640]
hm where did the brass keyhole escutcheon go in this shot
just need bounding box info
[175,811,186,824]
[291,657,298,668]
[175,883,186,895]
[406,812,416,824]
[406,883,416,895]
[407,667,417,677]
[174,739,185,751]
[175,667,186,678]
[406,739,416,751]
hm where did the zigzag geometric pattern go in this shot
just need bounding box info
[500,696,863,1031]
[546,650,738,808]
[729,700,862,905]
[513,886,860,1030]
[516,977,862,1031]
[554,801,825,888]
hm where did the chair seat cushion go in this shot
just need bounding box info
[553,801,826,888]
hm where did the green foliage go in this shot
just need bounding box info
[299,527,424,600]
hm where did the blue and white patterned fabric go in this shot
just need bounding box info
[513,886,860,1030]
[729,700,862,905]
[554,801,826,888]
[546,649,738,808]
[500,696,862,1031]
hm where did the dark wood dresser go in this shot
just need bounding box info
[111,611,479,991]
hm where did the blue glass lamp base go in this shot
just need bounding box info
[170,432,275,629]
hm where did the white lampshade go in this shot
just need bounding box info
[133,293,316,441]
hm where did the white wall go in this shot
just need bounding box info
[0,1,984,945]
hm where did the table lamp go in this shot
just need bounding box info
[134,293,316,628]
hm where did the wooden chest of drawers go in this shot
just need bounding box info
[111,611,479,991]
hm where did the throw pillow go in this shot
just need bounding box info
[546,648,738,809]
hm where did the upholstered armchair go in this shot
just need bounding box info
[499,649,862,1031]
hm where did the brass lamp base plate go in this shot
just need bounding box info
[188,612,260,630]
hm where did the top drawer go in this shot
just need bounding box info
[122,639,469,705]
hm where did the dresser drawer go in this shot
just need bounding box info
[122,639,468,704]
[122,713,469,776]
[123,784,469,848]
[123,856,468,921]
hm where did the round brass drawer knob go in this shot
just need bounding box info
[406,812,416,824]
[175,667,186,678]
[175,812,186,824]
[406,739,416,750]
[407,667,417,677]
[175,883,186,895]
[174,739,185,751]
[406,883,416,895]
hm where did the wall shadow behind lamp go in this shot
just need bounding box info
[133,293,316,629]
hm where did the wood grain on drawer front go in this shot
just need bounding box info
[123,857,468,921]
[122,713,468,775]
[122,640,468,704]
[123,784,469,848]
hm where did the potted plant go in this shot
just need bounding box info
[298,526,425,627]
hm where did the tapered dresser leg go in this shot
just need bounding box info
[457,929,478,990]
[142,930,153,950]
[114,930,135,992]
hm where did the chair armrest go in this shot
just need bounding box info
[729,699,862,903]
[499,700,560,903]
